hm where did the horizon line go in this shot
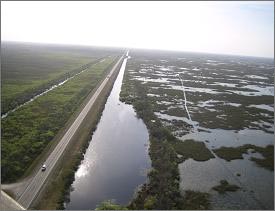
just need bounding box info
[2,40,274,60]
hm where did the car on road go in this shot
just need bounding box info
[41,164,46,171]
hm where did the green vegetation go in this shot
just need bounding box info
[212,180,240,194]
[181,190,210,210]
[171,139,214,162]
[96,200,128,210]
[129,138,182,209]
[213,145,249,161]
[250,145,274,171]
[143,196,157,210]
[119,62,211,209]
[1,57,117,183]
[213,144,274,171]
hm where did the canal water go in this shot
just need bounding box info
[65,54,151,209]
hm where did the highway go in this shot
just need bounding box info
[17,53,126,209]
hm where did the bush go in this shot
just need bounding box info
[96,200,127,210]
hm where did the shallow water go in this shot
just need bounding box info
[179,154,274,209]
[180,128,274,148]
[66,55,151,209]
[247,104,274,112]
[179,150,274,209]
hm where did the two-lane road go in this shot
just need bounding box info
[17,53,126,209]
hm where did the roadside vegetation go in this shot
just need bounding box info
[213,144,274,171]
[1,57,118,183]
[118,61,211,209]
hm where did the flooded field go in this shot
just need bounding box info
[66,55,151,209]
[125,50,274,209]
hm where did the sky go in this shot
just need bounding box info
[1,1,274,58]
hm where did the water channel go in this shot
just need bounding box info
[65,53,151,209]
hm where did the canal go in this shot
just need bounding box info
[66,52,151,209]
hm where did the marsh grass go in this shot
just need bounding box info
[171,139,214,162]
[213,144,274,171]
[212,180,240,194]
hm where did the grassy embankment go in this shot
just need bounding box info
[1,57,118,183]
[116,61,214,209]
[213,144,274,171]
[33,56,124,210]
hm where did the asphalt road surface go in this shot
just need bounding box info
[1,191,25,210]
[17,53,126,209]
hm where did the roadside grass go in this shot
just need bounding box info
[33,56,123,210]
[212,180,240,194]
[1,57,117,183]
[213,144,274,171]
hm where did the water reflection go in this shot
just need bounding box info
[66,54,151,210]
[75,150,98,179]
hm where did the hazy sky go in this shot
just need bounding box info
[1,1,274,58]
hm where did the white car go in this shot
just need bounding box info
[41,164,46,171]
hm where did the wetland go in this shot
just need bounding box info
[119,49,274,209]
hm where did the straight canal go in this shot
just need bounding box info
[65,52,151,209]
